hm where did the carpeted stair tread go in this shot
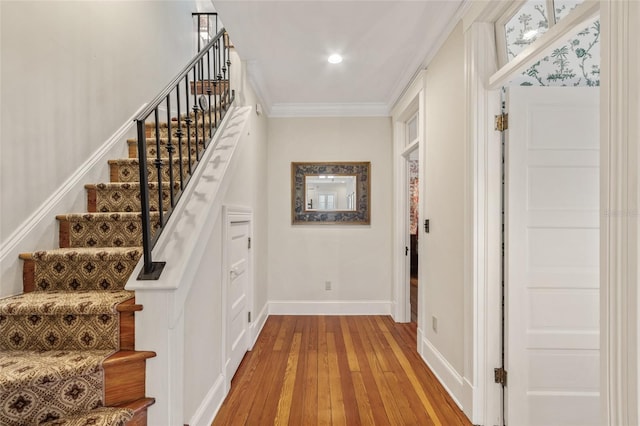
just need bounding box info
[144,110,220,129]
[0,350,112,426]
[40,406,134,426]
[19,247,143,261]
[108,157,193,183]
[57,212,160,249]
[126,137,205,160]
[0,291,134,351]
[19,247,142,292]
[0,290,133,316]
[56,212,157,221]
[85,182,180,213]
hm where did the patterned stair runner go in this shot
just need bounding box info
[40,406,134,426]
[86,182,181,213]
[0,108,213,424]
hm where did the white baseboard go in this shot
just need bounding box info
[0,105,145,298]
[419,335,465,410]
[462,376,475,423]
[250,302,269,349]
[187,374,227,426]
[268,300,391,316]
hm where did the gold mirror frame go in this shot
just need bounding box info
[291,162,371,225]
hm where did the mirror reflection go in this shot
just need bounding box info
[305,175,357,211]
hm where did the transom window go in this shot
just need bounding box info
[406,113,418,146]
[497,0,586,65]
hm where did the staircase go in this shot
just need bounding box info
[0,110,225,424]
[0,20,234,423]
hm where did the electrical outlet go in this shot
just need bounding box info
[432,316,438,333]
[325,281,332,291]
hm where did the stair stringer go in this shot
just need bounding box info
[125,105,252,426]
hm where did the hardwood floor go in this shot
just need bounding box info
[212,315,471,426]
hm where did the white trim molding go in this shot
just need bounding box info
[463,21,502,426]
[186,374,226,426]
[390,72,426,324]
[420,335,465,410]
[268,300,391,316]
[269,102,389,118]
[221,205,254,391]
[601,1,640,424]
[250,302,269,350]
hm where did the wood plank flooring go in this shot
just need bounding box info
[212,315,471,426]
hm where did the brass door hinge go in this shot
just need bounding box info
[495,113,508,132]
[494,367,507,386]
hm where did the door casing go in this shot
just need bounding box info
[222,205,253,391]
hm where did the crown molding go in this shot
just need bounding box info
[269,102,389,118]
[388,0,472,111]
[245,60,273,116]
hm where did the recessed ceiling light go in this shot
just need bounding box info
[328,54,343,64]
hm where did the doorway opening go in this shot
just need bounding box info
[407,148,419,323]
[401,110,420,325]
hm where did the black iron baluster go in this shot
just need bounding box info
[207,49,213,140]
[136,117,165,279]
[222,33,228,107]
[213,41,219,130]
[226,35,232,107]
[176,84,185,192]
[184,75,193,176]
[199,56,206,146]
[153,108,164,228]
[165,94,175,211]
[192,66,200,162]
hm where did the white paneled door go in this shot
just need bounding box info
[226,220,251,381]
[505,86,600,425]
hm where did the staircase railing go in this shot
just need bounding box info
[193,12,219,53]
[134,27,234,280]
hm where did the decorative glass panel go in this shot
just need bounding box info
[554,0,585,23]
[510,15,600,87]
[504,0,551,60]
[407,115,418,145]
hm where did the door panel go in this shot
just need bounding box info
[227,220,250,379]
[505,86,599,426]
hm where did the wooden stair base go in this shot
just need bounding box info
[104,350,156,406]
[116,398,156,426]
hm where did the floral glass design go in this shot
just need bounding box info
[291,162,370,225]
[505,0,551,60]
[511,15,600,87]
[554,0,585,22]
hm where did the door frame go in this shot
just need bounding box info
[391,72,426,324]
[221,205,254,391]
[463,1,640,425]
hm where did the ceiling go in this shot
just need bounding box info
[212,0,467,116]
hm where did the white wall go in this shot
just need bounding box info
[0,1,204,296]
[420,22,466,397]
[267,117,393,313]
